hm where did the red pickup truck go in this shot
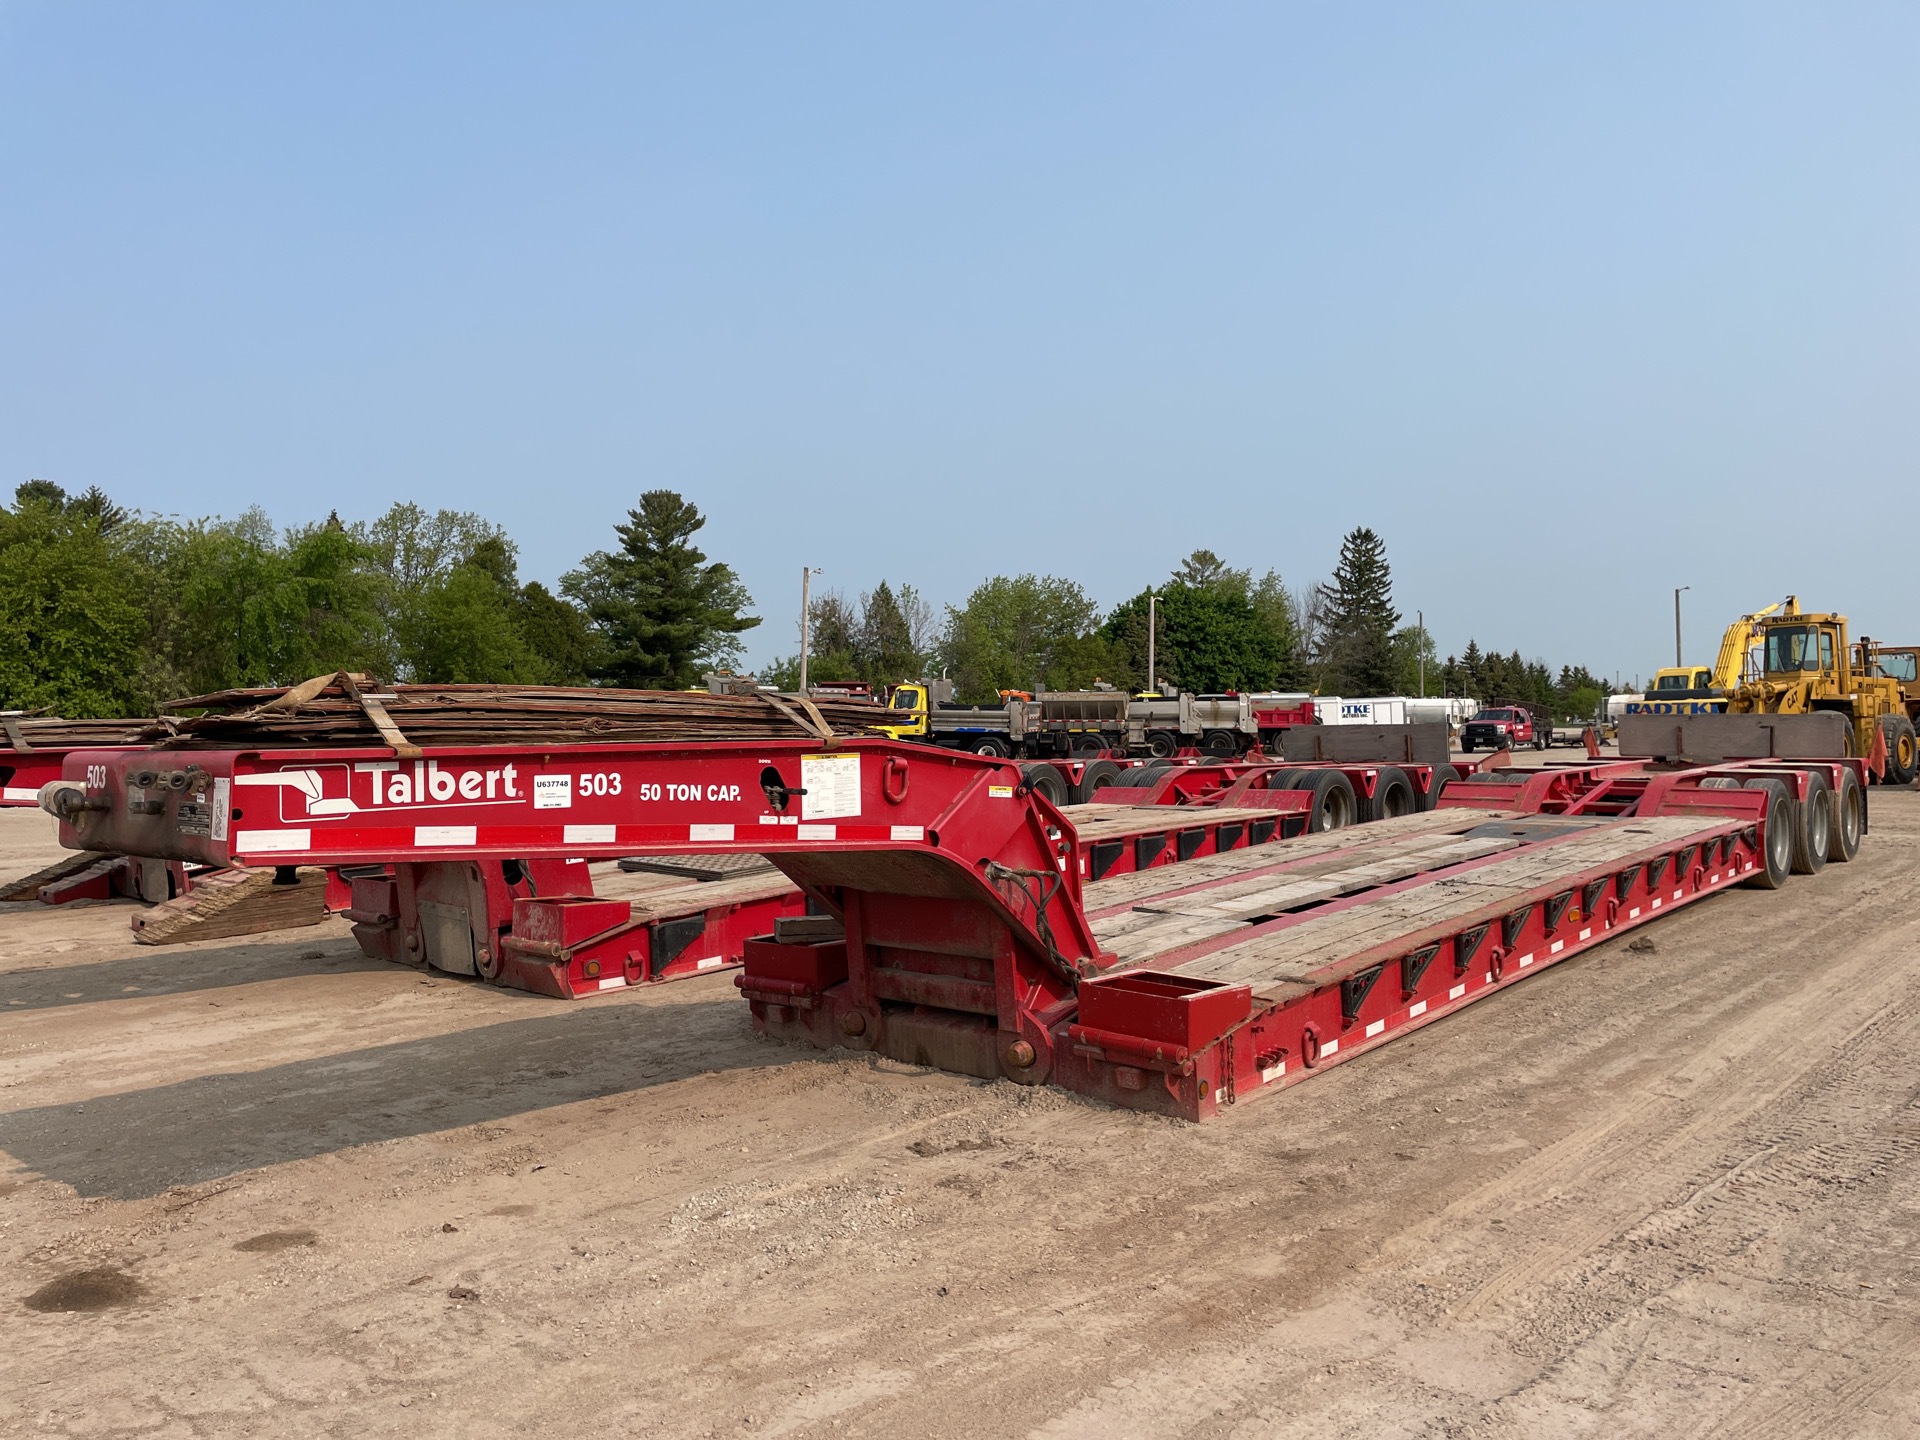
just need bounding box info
[1459,706,1546,752]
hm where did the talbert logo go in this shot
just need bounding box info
[236,760,523,823]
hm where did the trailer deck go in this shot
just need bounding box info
[43,737,1862,1119]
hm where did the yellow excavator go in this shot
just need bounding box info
[1635,597,1794,714]
[1725,598,1918,783]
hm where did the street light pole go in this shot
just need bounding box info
[1147,593,1158,694]
[1417,609,1425,697]
[1674,586,1690,667]
[799,565,822,693]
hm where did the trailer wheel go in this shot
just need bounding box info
[1290,770,1357,832]
[1146,731,1180,758]
[1829,767,1865,862]
[1739,781,1794,889]
[1370,767,1417,821]
[1789,771,1832,874]
[1884,716,1918,785]
[1201,729,1238,757]
[1419,764,1460,812]
[1020,763,1069,807]
[1113,762,1171,789]
[972,737,1009,757]
[1071,760,1122,805]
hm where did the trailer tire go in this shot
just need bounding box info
[1883,716,1918,785]
[1789,771,1832,874]
[1146,731,1180,759]
[1020,763,1069,807]
[971,737,1009,757]
[1370,767,1417,821]
[1290,770,1357,832]
[1420,764,1460,811]
[1113,762,1171,789]
[1829,767,1865,862]
[1071,760,1123,804]
[1739,782,1795,889]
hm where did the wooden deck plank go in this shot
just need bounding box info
[1081,809,1505,910]
[1162,816,1720,993]
[1063,804,1284,843]
[624,870,798,921]
[1136,836,1524,922]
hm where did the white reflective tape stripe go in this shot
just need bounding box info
[1448,984,1466,1000]
[1261,1061,1286,1083]
[1630,906,1642,918]
[796,824,836,840]
[1408,1000,1428,1018]
[1516,952,1534,968]
[1651,898,1662,909]
[236,828,311,853]
[1710,872,1720,883]
[596,975,627,991]
[1673,889,1683,900]
[1365,1019,1386,1038]
[415,826,477,847]
[689,824,735,842]
[695,956,725,971]
[1549,940,1564,955]
[2,786,38,802]
[1579,927,1592,940]
[891,825,926,841]
[758,815,780,825]
[565,824,617,845]
[1320,1037,1340,1057]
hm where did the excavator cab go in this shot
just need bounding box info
[1760,623,1838,682]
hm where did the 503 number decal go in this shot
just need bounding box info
[579,772,623,797]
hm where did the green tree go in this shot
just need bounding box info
[939,574,1109,701]
[1315,527,1400,695]
[0,482,151,715]
[1389,621,1438,696]
[1102,580,1288,694]
[564,491,759,688]
[512,582,594,685]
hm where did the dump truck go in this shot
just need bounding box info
[877,680,1258,758]
[1725,606,1918,783]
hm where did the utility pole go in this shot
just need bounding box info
[1417,609,1425,697]
[798,566,822,693]
[1147,593,1158,695]
[1674,586,1690,667]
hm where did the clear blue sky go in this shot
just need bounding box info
[4,3,1914,687]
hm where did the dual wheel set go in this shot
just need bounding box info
[1706,767,1867,889]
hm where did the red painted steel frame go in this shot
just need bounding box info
[52,743,1848,1114]
[1,747,140,806]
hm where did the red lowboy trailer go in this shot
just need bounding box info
[41,743,1320,998]
[45,736,1864,1118]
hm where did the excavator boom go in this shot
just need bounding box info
[1711,595,1797,690]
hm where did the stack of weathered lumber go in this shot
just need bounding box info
[0,716,152,752]
[143,674,889,751]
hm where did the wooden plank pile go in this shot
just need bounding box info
[130,866,330,945]
[0,851,117,902]
[1,716,152,751]
[140,675,891,751]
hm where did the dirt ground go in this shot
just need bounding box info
[3,765,1918,1438]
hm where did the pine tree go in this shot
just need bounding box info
[564,491,759,688]
[1315,528,1400,695]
